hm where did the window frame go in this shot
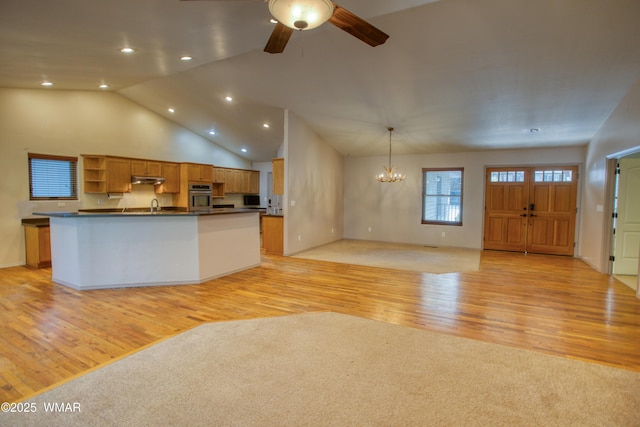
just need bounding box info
[28,153,78,201]
[421,167,464,226]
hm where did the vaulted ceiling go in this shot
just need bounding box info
[2,0,640,162]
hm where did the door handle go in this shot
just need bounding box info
[520,213,528,217]
[529,214,537,217]
[529,203,535,211]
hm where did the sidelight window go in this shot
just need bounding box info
[422,168,463,226]
[28,153,78,200]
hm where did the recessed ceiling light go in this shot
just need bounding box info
[168,108,175,113]
[99,83,109,89]
[241,148,247,153]
[225,96,233,102]
[208,130,216,135]
[40,81,53,87]
[120,47,136,54]
[180,56,192,61]
[263,123,270,128]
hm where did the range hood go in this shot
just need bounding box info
[131,176,165,185]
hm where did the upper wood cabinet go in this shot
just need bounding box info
[186,163,213,183]
[106,157,132,193]
[214,167,260,194]
[82,155,131,193]
[131,159,162,177]
[272,158,284,195]
[214,167,225,183]
[249,170,260,194]
[155,162,180,194]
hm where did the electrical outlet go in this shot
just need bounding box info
[297,234,302,241]
[331,228,334,233]
[441,232,446,237]
[368,227,372,232]
[57,202,66,207]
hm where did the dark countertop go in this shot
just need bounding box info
[34,208,260,218]
[22,218,50,227]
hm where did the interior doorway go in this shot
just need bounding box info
[610,153,640,292]
[483,165,578,256]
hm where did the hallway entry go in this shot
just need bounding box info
[483,166,578,255]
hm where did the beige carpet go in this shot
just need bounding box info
[293,239,481,274]
[5,312,639,426]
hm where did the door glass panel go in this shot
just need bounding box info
[492,170,525,182]
[534,169,574,182]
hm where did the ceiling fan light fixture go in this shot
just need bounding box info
[268,0,334,31]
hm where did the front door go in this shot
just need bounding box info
[484,166,578,256]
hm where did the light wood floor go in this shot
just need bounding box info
[1,250,639,402]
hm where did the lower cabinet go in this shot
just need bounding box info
[23,223,51,268]
[262,215,283,255]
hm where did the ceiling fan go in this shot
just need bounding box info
[181,0,389,54]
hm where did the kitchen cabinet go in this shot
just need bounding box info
[23,221,51,268]
[224,169,236,193]
[186,163,213,183]
[214,167,226,183]
[82,155,131,193]
[262,215,283,255]
[234,170,245,193]
[106,157,132,193]
[249,170,260,194]
[272,158,284,195]
[131,159,162,177]
[176,163,221,207]
[83,155,107,193]
[214,167,259,194]
[156,162,180,194]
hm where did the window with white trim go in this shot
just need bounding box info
[422,168,463,226]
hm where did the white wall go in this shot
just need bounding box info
[0,88,251,268]
[580,78,640,273]
[284,111,344,255]
[344,146,586,249]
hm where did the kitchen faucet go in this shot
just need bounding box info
[150,198,160,213]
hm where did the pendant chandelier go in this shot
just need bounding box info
[376,127,405,183]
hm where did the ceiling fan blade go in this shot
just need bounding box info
[328,2,389,47]
[264,22,294,54]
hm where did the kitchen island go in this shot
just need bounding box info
[34,209,260,290]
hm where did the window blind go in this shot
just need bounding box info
[29,153,78,200]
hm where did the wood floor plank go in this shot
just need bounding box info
[1,249,639,402]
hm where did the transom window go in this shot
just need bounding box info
[489,170,525,182]
[422,168,463,226]
[489,169,574,183]
[533,169,573,182]
[28,153,78,200]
